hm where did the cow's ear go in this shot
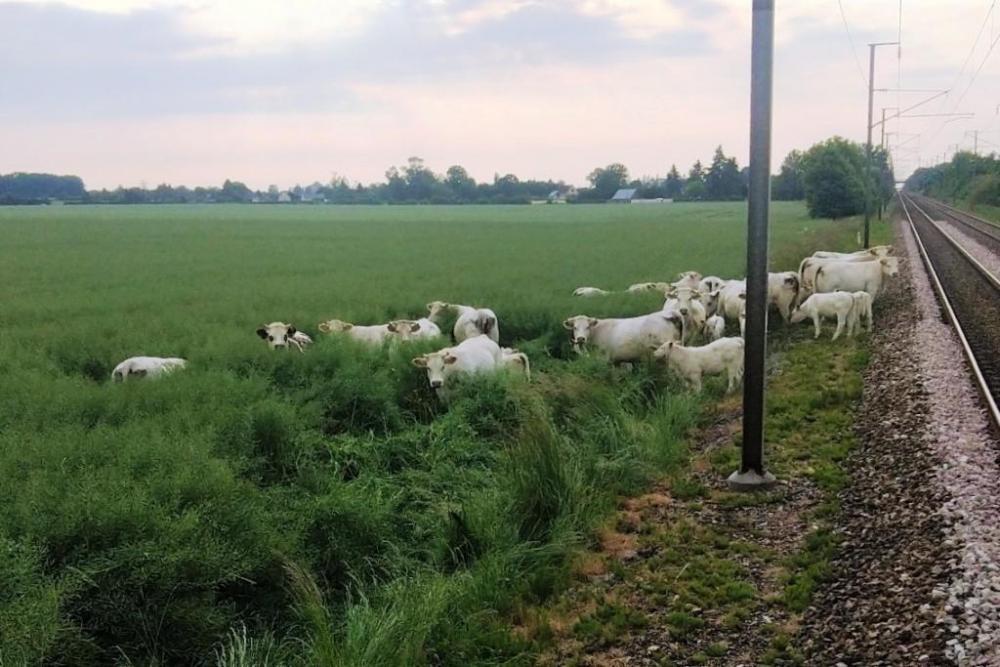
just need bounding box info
[738,292,746,300]
[410,322,421,332]
[256,327,268,339]
[287,326,297,336]
[444,354,458,365]
[412,356,428,368]
[387,322,398,332]
[342,323,354,330]
[562,318,574,330]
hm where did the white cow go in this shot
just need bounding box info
[672,271,703,290]
[317,319,396,345]
[111,356,187,382]
[500,347,531,379]
[705,314,726,341]
[799,255,887,294]
[718,273,797,324]
[663,286,707,344]
[411,334,502,396]
[652,337,745,393]
[573,287,611,297]
[389,318,443,341]
[427,301,500,344]
[627,281,672,294]
[813,257,899,297]
[850,290,874,334]
[789,292,856,340]
[563,311,683,363]
[698,276,728,317]
[812,245,893,260]
[256,322,311,351]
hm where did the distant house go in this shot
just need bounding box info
[300,182,326,203]
[547,189,566,204]
[277,191,292,203]
[609,188,638,203]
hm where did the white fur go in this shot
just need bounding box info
[563,311,683,363]
[789,292,856,340]
[573,286,611,297]
[653,337,745,393]
[705,315,726,341]
[427,301,500,344]
[411,334,502,396]
[814,257,900,297]
[112,356,187,382]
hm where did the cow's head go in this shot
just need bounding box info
[652,340,677,360]
[563,315,599,350]
[673,271,703,290]
[870,245,894,258]
[426,301,450,320]
[880,257,900,276]
[412,350,458,391]
[667,286,702,316]
[317,319,353,334]
[387,319,422,340]
[256,322,297,349]
[627,282,656,293]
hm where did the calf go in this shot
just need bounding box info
[427,301,500,344]
[112,356,187,382]
[789,292,856,340]
[850,290,874,334]
[563,311,683,363]
[652,337,745,393]
[411,334,502,397]
[814,257,899,297]
[389,318,443,341]
[257,322,311,351]
[704,314,726,341]
[719,273,795,324]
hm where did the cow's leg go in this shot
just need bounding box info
[813,313,821,338]
[832,312,844,340]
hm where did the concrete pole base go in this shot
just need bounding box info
[727,469,777,491]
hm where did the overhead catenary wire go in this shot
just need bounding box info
[837,0,869,89]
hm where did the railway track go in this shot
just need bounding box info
[899,193,1000,432]
[908,193,1000,256]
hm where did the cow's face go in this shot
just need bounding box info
[674,271,703,289]
[789,305,809,324]
[256,322,297,349]
[668,287,702,316]
[412,351,457,391]
[426,301,450,320]
[563,315,598,350]
[318,319,353,334]
[880,257,900,276]
[652,340,676,360]
[387,319,422,340]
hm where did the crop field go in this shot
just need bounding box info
[0,202,874,665]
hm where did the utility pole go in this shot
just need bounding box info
[729,0,775,491]
[864,42,898,249]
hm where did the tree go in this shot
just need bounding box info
[218,179,253,203]
[705,146,743,200]
[772,150,805,200]
[664,165,683,199]
[445,165,477,201]
[800,137,868,218]
[687,160,705,184]
[587,163,629,200]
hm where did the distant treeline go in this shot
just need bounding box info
[0,173,87,205]
[3,138,895,214]
[905,151,1000,209]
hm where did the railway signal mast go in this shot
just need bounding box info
[729,0,776,490]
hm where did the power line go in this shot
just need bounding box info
[837,0,869,88]
[952,29,1000,111]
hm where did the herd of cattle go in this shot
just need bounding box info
[110,244,898,397]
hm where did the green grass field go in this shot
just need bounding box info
[0,202,882,665]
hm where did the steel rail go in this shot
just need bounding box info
[899,193,1000,431]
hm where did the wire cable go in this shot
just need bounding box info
[837,0,869,89]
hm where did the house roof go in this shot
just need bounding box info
[610,188,638,200]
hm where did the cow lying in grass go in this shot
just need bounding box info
[256,322,312,351]
[112,356,187,382]
[652,337,744,393]
[411,334,503,397]
[573,287,611,297]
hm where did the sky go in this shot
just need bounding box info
[1,0,999,190]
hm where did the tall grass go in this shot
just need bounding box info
[0,202,879,664]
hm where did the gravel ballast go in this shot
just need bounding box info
[800,212,1000,665]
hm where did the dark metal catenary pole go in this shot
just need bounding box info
[863,42,898,248]
[728,0,776,490]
